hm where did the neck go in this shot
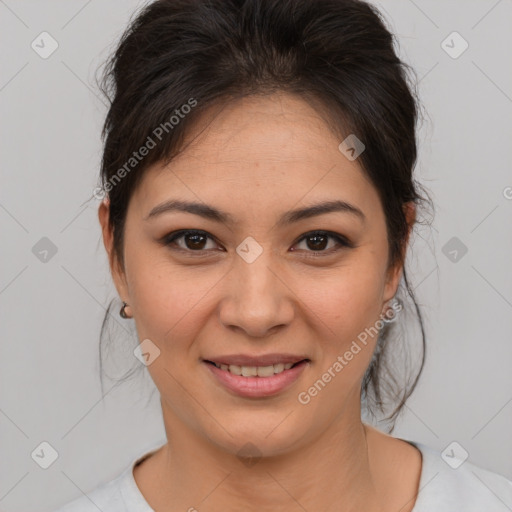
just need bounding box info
[143,400,385,512]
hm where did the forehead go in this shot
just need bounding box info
[132,93,380,219]
[173,93,348,167]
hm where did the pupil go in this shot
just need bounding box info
[186,234,206,250]
[308,235,327,251]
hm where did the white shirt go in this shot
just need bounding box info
[53,440,512,511]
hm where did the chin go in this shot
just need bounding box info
[200,409,313,460]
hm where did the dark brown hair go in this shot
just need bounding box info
[96,0,433,429]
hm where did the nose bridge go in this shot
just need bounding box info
[238,249,275,297]
[235,240,280,308]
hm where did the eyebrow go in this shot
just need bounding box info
[145,199,365,225]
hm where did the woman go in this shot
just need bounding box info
[55,0,512,510]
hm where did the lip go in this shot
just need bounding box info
[203,358,310,398]
[203,353,310,367]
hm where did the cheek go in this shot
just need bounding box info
[123,247,208,349]
[125,225,388,358]
[304,263,386,333]
[295,259,387,384]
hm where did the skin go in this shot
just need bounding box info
[99,92,422,512]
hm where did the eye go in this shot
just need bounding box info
[161,229,353,256]
[291,230,352,255]
[162,230,221,254]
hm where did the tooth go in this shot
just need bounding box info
[257,365,275,377]
[220,362,301,377]
[229,365,242,375]
[241,366,258,377]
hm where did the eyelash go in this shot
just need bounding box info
[161,229,353,257]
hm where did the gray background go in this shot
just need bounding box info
[1,1,511,510]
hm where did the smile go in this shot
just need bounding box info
[206,361,299,377]
[203,359,310,398]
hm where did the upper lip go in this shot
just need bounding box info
[204,353,310,367]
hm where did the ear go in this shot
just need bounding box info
[98,198,129,302]
[383,201,416,302]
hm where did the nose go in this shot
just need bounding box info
[218,248,295,338]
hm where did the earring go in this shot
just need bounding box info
[381,297,402,324]
[120,301,132,319]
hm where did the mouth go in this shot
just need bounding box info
[204,359,309,377]
[202,356,311,398]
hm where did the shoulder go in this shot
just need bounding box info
[51,467,130,512]
[51,443,164,512]
[410,441,512,511]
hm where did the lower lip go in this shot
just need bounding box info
[204,360,309,398]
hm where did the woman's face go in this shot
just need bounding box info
[100,92,410,458]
